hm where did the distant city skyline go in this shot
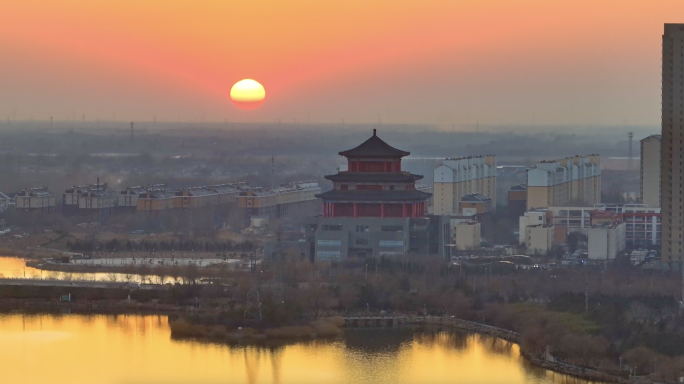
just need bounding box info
[1,1,683,125]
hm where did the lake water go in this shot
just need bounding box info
[0,312,600,384]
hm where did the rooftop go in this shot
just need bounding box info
[461,193,491,202]
[325,172,423,183]
[338,129,410,159]
[316,189,431,202]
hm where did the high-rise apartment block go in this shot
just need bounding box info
[661,24,684,262]
[433,155,496,215]
[526,155,601,210]
[640,135,661,208]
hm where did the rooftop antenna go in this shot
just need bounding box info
[627,131,634,171]
[130,122,134,142]
[82,114,85,123]
[153,115,156,124]
[50,116,53,129]
[476,121,479,133]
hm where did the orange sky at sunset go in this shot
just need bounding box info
[1,0,682,126]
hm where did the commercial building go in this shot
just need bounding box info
[433,155,497,215]
[588,222,626,260]
[519,203,659,252]
[526,155,601,210]
[641,135,661,208]
[307,130,433,261]
[452,220,481,251]
[15,187,55,212]
[661,24,684,263]
[508,184,527,217]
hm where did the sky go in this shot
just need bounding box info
[1,0,682,126]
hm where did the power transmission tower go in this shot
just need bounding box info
[243,251,262,321]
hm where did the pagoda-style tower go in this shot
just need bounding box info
[316,129,431,218]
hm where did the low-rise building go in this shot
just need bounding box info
[79,183,117,211]
[238,181,321,221]
[119,184,166,209]
[0,192,13,213]
[459,193,492,215]
[588,222,626,260]
[15,187,55,212]
[174,187,220,208]
[452,220,481,251]
[137,189,175,211]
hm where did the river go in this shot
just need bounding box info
[0,312,601,384]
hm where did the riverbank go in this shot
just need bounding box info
[422,317,652,384]
[169,317,345,341]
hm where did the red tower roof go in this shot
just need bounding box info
[338,129,410,158]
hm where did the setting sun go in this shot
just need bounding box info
[230,79,265,110]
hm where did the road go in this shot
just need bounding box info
[0,278,166,290]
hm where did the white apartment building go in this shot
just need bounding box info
[527,155,601,210]
[588,222,626,260]
[433,155,496,215]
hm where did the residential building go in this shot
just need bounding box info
[15,187,55,212]
[78,183,117,211]
[0,192,12,213]
[661,24,684,263]
[63,185,89,214]
[641,135,661,208]
[588,222,626,260]
[237,181,321,220]
[137,190,176,211]
[174,187,220,208]
[308,130,432,261]
[526,155,601,210]
[433,155,497,215]
[119,184,166,210]
[459,193,492,215]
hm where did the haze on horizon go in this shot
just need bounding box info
[1,0,681,126]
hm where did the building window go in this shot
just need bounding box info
[316,250,341,261]
[380,240,404,247]
[355,238,369,245]
[355,225,369,232]
[322,225,343,231]
[379,251,403,256]
[381,226,403,232]
[317,239,341,246]
[340,184,348,190]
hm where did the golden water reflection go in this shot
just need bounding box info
[0,313,603,384]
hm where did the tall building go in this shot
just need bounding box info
[433,155,497,215]
[307,130,433,261]
[526,155,601,210]
[662,24,684,263]
[641,135,661,208]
